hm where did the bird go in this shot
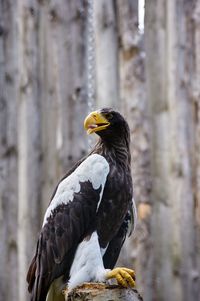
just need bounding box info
[27,108,137,301]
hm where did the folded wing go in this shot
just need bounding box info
[27,154,109,301]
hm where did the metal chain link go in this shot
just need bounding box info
[86,0,96,149]
[86,0,96,114]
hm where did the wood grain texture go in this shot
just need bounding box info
[145,0,200,300]
[116,2,152,299]
[0,1,19,300]
[0,1,200,301]
[65,283,143,301]
[94,0,119,109]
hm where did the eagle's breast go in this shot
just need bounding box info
[96,161,133,247]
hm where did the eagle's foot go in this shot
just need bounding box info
[106,267,135,288]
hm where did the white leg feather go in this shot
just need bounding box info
[68,232,109,290]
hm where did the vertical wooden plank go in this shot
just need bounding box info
[47,0,88,178]
[116,1,152,299]
[145,0,198,300]
[193,0,200,297]
[0,1,19,300]
[17,1,42,300]
[38,1,62,216]
[94,0,119,109]
[145,2,175,300]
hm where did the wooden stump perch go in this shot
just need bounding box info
[64,283,143,301]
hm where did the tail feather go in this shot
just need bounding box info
[27,256,37,292]
[46,278,65,301]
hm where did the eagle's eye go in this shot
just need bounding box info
[104,113,113,120]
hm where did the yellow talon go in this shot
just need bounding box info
[116,273,128,287]
[106,267,136,288]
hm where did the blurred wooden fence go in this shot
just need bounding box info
[0,1,200,301]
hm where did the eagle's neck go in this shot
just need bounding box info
[92,137,131,168]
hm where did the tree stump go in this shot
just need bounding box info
[64,283,143,301]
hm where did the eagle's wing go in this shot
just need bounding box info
[103,199,137,269]
[27,154,109,301]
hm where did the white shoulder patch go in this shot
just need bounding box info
[42,154,110,226]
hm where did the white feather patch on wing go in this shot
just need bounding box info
[42,154,109,226]
[132,197,137,233]
[100,246,108,256]
[68,232,109,290]
[127,197,137,237]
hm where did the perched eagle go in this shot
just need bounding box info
[27,108,137,301]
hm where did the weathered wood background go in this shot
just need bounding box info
[0,0,200,301]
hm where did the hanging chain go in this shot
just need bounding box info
[86,0,96,114]
[86,0,96,150]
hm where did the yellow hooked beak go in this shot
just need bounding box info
[84,111,110,134]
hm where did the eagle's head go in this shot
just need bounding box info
[84,108,130,144]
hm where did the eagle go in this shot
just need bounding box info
[27,108,137,301]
